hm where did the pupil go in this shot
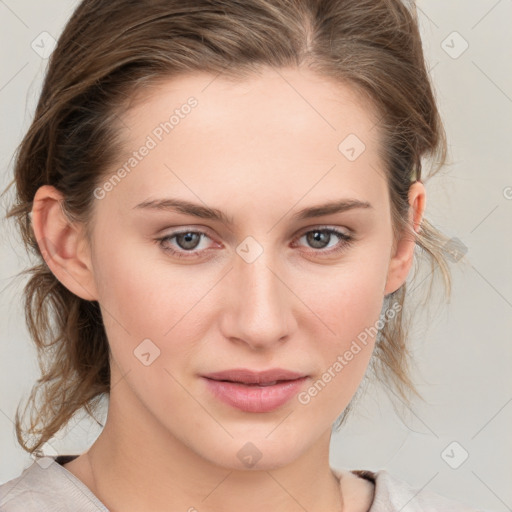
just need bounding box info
[179,232,199,249]
[308,230,328,249]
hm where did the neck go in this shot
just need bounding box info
[78,375,343,512]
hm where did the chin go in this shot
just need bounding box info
[197,433,312,472]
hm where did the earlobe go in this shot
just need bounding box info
[31,185,98,301]
[383,181,426,296]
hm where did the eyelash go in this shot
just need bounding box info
[155,226,354,260]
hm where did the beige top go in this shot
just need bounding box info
[0,455,481,511]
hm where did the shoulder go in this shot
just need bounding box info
[0,456,108,512]
[333,468,375,511]
[370,469,482,511]
[332,467,483,512]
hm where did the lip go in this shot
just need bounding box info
[202,368,307,385]
[201,368,309,413]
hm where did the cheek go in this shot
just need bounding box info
[294,271,387,422]
[292,246,390,399]
[92,234,202,335]
[297,252,390,345]
[91,234,218,383]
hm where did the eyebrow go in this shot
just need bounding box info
[133,197,373,225]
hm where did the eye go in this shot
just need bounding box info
[156,230,217,259]
[155,226,354,260]
[293,227,354,256]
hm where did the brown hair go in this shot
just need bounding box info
[3,0,451,454]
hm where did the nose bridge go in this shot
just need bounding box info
[228,243,292,347]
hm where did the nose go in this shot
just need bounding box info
[221,249,297,350]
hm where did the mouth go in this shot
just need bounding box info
[201,368,308,386]
[206,378,295,387]
[201,369,309,413]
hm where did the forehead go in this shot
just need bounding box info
[105,67,387,216]
[122,66,380,147]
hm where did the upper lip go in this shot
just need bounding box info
[202,368,307,385]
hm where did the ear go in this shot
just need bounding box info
[384,181,426,296]
[31,185,98,301]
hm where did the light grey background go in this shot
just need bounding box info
[1,1,511,510]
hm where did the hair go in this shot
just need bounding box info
[2,0,452,455]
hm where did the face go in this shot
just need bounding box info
[67,67,406,470]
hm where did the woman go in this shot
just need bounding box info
[0,0,480,510]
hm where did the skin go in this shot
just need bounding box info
[31,66,425,512]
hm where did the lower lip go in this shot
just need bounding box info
[202,377,308,413]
